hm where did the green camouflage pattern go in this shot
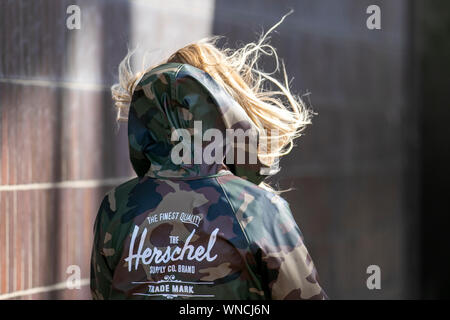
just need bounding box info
[90,63,327,300]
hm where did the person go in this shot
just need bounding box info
[90,14,327,300]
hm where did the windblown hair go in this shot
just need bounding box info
[111,11,312,188]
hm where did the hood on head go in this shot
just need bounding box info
[127,62,279,184]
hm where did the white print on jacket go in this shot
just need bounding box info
[125,225,219,272]
[124,211,221,298]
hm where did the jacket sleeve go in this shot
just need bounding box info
[90,196,114,300]
[257,195,328,300]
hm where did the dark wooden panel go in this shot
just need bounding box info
[0,0,131,86]
[212,0,417,298]
[0,83,133,184]
[0,187,114,299]
[0,0,215,300]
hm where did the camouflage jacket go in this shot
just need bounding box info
[90,63,327,300]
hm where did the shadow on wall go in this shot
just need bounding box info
[418,0,450,299]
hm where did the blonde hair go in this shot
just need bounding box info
[112,11,312,189]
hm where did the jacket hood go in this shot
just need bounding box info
[128,62,279,184]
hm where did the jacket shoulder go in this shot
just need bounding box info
[98,177,140,221]
[216,175,300,247]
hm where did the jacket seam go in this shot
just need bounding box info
[215,177,267,298]
[142,172,232,181]
[172,63,185,98]
[214,176,252,248]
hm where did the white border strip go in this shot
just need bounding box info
[0,77,109,91]
[0,176,134,191]
[0,278,90,300]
